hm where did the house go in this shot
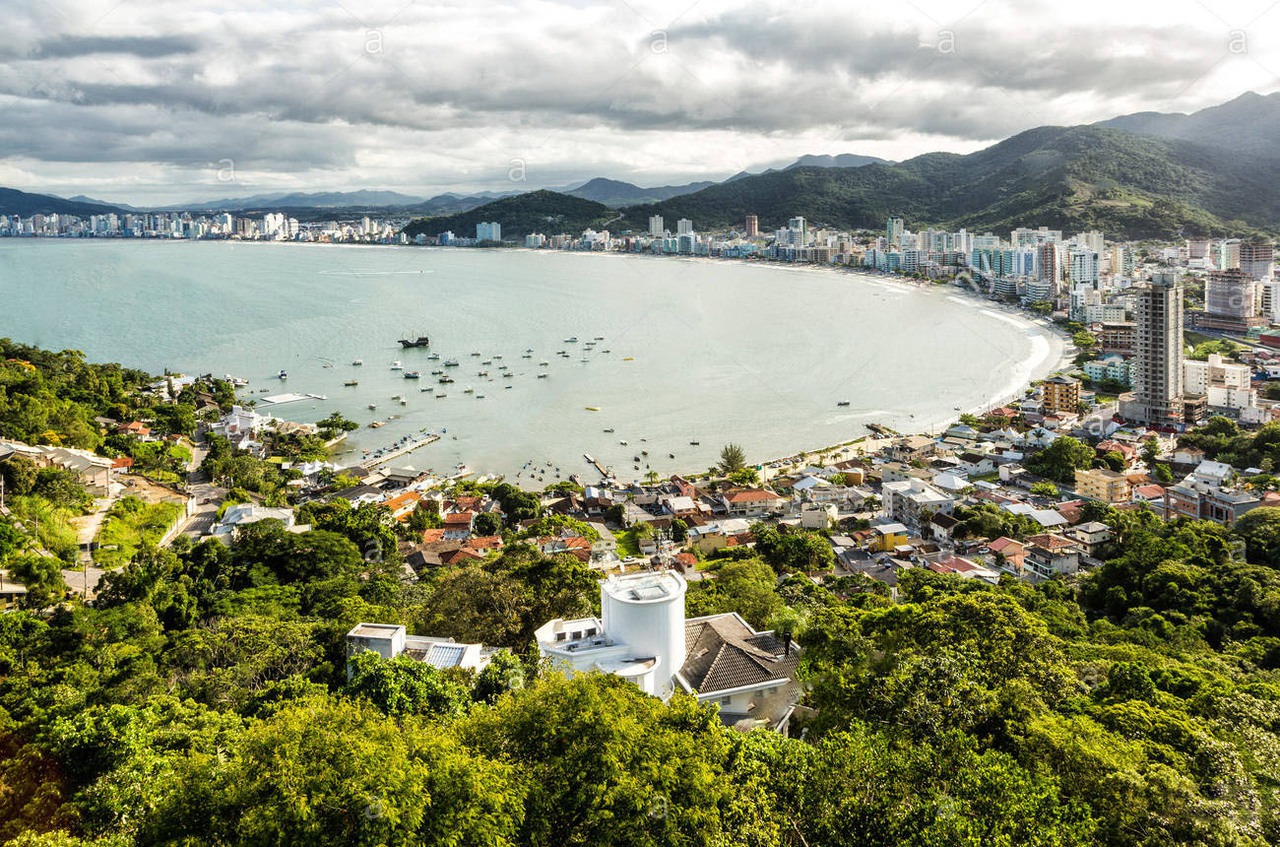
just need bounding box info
[659,494,701,518]
[799,503,837,530]
[928,512,962,542]
[1131,483,1166,507]
[719,488,787,518]
[382,490,423,520]
[538,535,593,562]
[535,572,802,732]
[869,522,910,553]
[1069,521,1113,557]
[927,555,1000,585]
[442,511,475,540]
[346,623,490,676]
[685,519,753,555]
[955,452,997,476]
[1073,467,1131,503]
[986,537,1026,573]
[887,435,937,464]
[880,478,954,530]
[212,504,304,542]
[117,420,155,441]
[1163,460,1261,526]
[1025,534,1081,579]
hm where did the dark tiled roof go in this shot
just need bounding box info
[680,614,799,695]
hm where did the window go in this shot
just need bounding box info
[720,696,732,706]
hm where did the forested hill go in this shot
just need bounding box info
[623,124,1280,239]
[401,190,613,239]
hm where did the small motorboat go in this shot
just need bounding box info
[352,359,363,366]
[344,380,359,386]
[689,440,700,446]
[837,401,850,407]
[404,371,421,379]
[444,359,460,367]
[390,360,403,370]
[564,337,578,343]
[585,406,600,412]
[277,370,288,379]
[427,352,440,360]
[368,421,385,428]
[603,427,614,433]
[537,373,548,379]
[368,403,377,409]
[619,440,628,446]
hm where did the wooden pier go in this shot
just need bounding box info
[360,433,441,469]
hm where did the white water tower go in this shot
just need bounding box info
[600,571,687,698]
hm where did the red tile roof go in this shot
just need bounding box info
[421,528,446,544]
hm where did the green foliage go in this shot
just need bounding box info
[1030,481,1060,497]
[94,498,184,569]
[343,651,471,718]
[686,557,784,628]
[1025,435,1096,483]
[718,443,747,475]
[402,189,613,240]
[751,523,835,574]
[517,513,599,542]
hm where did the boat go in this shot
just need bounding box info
[498,364,509,370]
[668,453,675,459]
[521,353,532,359]
[223,374,250,387]
[464,386,475,394]
[564,337,578,343]
[539,360,549,366]
[398,336,430,348]
[435,393,447,398]
[427,352,440,360]
[641,450,648,456]
[420,387,433,392]
[602,349,611,353]
[477,370,489,377]
[585,406,600,412]
[837,401,850,407]
[475,393,486,399]
[504,385,512,389]
[351,359,363,366]
[502,372,514,378]
[277,369,288,379]
[444,359,460,367]
[622,357,634,361]
[619,440,628,445]
[594,336,604,340]
[368,403,377,410]
[400,399,407,405]
[438,376,454,384]
[482,360,492,365]
[404,371,421,379]
[603,427,614,433]
[632,456,640,462]
[344,380,359,386]
[537,373,548,379]
[390,360,403,370]
[470,351,482,357]
[689,440,700,446]
[430,369,444,375]
[369,421,385,428]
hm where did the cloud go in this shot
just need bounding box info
[0,0,1274,204]
[31,35,200,59]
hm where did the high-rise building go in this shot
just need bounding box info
[744,215,759,238]
[475,221,502,242]
[676,218,694,236]
[648,215,664,237]
[1068,247,1099,285]
[1036,242,1062,288]
[788,216,808,247]
[1123,272,1184,427]
[1205,268,1256,319]
[1039,378,1080,417]
[1076,230,1104,257]
[1240,241,1275,282]
[886,217,903,248]
[1216,239,1242,270]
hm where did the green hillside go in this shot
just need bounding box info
[622,125,1280,239]
[401,190,614,240]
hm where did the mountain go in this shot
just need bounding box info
[562,177,717,207]
[1099,91,1280,162]
[182,189,429,211]
[0,187,129,217]
[66,194,143,212]
[785,153,890,169]
[401,190,614,239]
[622,122,1280,239]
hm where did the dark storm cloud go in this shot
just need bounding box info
[31,35,200,59]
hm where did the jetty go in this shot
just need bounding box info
[260,392,328,405]
[360,433,441,469]
[583,453,613,482]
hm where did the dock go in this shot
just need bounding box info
[360,433,441,469]
[583,453,613,482]
[260,392,328,405]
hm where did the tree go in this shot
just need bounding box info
[1234,507,1280,568]
[718,443,747,475]
[7,554,65,609]
[316,412,359,439]
[343,650,471,718]
[727,467,760,487]
[1030,481,1059,498]
[0,455,37,496]
[472,511,503,537]
[687,557,783,628]
[1024,436,1096,483]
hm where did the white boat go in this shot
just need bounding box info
[352,359,363,366]
[390,360,403,370]
[223,374,249,387]
[277,370,288,379]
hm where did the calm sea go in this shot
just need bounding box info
[0,240,1062,483]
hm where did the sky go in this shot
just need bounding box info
[1,0,1278,206]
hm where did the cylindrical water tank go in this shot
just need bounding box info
[600,571,687,698]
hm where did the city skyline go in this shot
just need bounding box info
[2,0,1279,206]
